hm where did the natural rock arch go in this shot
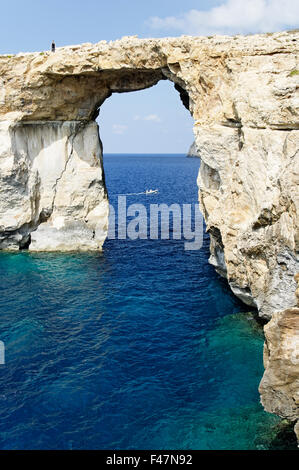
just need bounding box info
[1,66,191,252]
[1,32,298,318]
[0,32,298,435]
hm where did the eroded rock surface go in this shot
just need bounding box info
[187,141,200,157]
[259,307,299,439]
[0,120,108,251]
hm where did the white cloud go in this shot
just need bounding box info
[133,114,162,123]
[147,0,299,36]
[144,114,161,122]
[112,124,128,135]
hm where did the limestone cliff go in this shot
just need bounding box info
[187,141,200,157]
[0,120,108,250]
[0,31,298,437]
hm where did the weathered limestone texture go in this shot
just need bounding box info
[259,307,299,439]
[0,31,298,434]
[0,120,108,251]
[0,31,297,313]
[187,141,200,157]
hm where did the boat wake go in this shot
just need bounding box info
[115,189,159,196]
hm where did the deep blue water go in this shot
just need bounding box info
[0,154,281,450]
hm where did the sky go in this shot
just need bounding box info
[1,0,298,152]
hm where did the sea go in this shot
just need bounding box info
[0,153,291,450]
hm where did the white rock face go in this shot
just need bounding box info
[0,31,297,312]
[187,141,200,157]
[196,123,299,319]
[0,120,108,251]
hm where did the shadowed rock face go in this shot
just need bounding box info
[259,307,299,439]
[0,120,108,251]
[0,31,298,434]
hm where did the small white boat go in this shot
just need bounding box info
[145,189,158,195]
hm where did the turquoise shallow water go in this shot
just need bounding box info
[0,154,284,449]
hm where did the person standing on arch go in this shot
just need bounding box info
[51,40,56,53]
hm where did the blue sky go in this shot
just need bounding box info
[1,0,298,152]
